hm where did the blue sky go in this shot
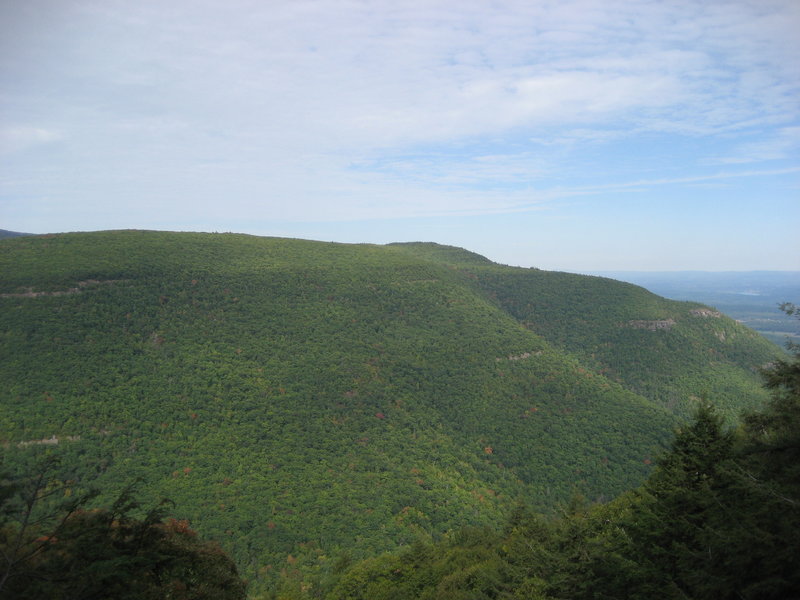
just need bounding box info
[1,0,798,270]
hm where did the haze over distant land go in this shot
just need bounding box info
[587,270,800,346]
[1,0,798,271]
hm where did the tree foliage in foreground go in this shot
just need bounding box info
[0,466,246,600]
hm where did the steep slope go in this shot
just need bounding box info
[389,243,778,421]
[0,232,778,592]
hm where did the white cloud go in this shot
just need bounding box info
[571,166,800,192]
[706,127,800,164]
[0,0,798,232]
[0,127,63,156]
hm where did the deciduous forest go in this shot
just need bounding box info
[0,231,794,598]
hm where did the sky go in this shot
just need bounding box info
[1,0,799,271]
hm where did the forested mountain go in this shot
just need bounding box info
[0,231,782,595]
[588,270,800,347]
[0,230,33,239]
[328,385,800,600]
[392,243,777,420]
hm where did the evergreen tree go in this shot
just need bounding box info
[625,401,736,599]
[719,302,800,599]
[621,303,800,599]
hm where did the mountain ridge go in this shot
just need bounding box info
[0,230,781,593]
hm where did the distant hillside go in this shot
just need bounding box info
[391,244,779,420]
[590,271,800,347]
[0,229,34,239]
[0,231,781,593]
